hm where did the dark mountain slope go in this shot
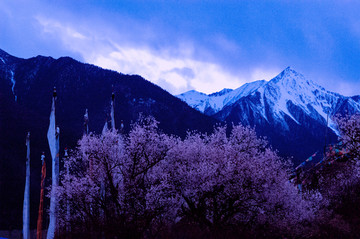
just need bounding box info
[0,49,218,229]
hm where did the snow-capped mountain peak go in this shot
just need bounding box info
[269,67,323,94]
[177,66,360,161]
[271,66,303,83]
[209,88,233,97]
[263,67,341,131]
[177,80,267,115]
[177,67,360,135]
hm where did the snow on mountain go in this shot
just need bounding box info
[178,67,360,135]
[208,88,233,97]
[10,70,17,101]
[177,79,267,115]
[262,67,341,132]
[176,90,210,112]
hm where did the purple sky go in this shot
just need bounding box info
[1,0,360,95]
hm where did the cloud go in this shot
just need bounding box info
[2,1,360,97]
[36,16,87,40]
[35,15,280,95]
[91,44,244,94]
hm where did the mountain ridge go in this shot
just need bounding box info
[178,67,360,133]
[177,67,360,163]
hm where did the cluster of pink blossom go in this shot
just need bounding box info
[55,117,318,238]
[335,114,360,160]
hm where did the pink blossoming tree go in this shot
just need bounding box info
[55,117,318,238]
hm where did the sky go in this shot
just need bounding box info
[1,0,360,96]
